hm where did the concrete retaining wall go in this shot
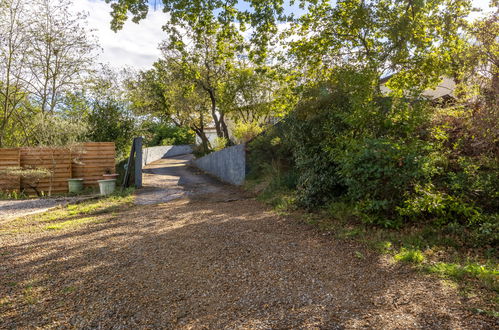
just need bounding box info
[142,145,193,166]
[193,144,246,185]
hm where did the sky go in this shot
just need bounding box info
[74,0,495,71]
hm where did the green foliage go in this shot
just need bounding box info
[394,248,426,264]
[232,121,263,144]
[337,138,431,217]
[247,64,498,233]
[0,190,27,200]
[212,137,229,152]
[246,122,294,181]
[291,0,471,91]
[252,163,298,213]
[87,99,136,160]
[105,0,288,62]
[143,123,195,147]
[192,144,211,158]
[32,113,88,147]
[397,184,482,225]
[426,262,498,291]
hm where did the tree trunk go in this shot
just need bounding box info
[192,127,210,153]
[219,112,231,144]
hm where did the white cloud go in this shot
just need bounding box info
[73,0,168,70]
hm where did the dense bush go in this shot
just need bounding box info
[87,99,136,159]
[248,68,498,238]
[232,121,264,144]
[246,119,294,181]
[143,123,195,147]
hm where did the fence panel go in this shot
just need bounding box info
[72,142,116,187]
[0,148,21,192]
[20,148,72,195]
[0,142,116,194]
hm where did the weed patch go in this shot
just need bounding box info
[394,248,425,264]
[426,262,498,291]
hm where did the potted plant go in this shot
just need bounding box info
[97,178,116,196]
[67,178,84,194]
[102,168,118,180]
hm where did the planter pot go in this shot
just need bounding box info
[102,173,119,180]
[98,179,116,196]
[67,178,84,194]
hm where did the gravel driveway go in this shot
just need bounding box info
[0,156,496,328]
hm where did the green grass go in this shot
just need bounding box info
[374,240,393,254]
[1,188,134,234]
[338,227,365,239]
[62,286,77,293]
[426,262,499,291]
[44,216,103,230]
[22,285,40,305]
[0,190,28,200]
[354,251,365,259]
[394,248,426,264]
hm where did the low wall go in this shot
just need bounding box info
[142,145,193,166]
[193,144,246,185]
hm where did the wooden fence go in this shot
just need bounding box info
[0,148,20,192]
[0,142,115,195]
[73,142,116,188]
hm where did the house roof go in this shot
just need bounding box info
[380,75,456,100]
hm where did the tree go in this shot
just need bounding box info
[83,66,137,159]
[290,0,473,93]
[24,0,98,113]
[0,0,97,148]
[104,0,288,61]
[160,30,237,140]
[0,0,31,147]
[127,58,213,152]
[106,0,297,147]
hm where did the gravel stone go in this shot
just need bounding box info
[0,156,497,329]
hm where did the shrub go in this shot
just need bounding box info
[336,137,432,216]
[233,121,264,143]
[247,66,497,247]
[212,137,228,151]
[143,123,195,147]
[397,184,482,225]
[246,122,294,181]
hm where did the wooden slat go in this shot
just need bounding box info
[71,142,116,187]
[20,147,71,195]
[1,142,116,193]
[0,148,20,191]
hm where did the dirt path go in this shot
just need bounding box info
[0,156,496,328]
[135,154,241,205]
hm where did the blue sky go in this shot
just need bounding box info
[75,0,495,70]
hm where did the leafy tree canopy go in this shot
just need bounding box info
[105,0,291,61]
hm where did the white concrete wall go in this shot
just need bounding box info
[142,145,193,166]
[195,129,218,147]
[193,144,246,186]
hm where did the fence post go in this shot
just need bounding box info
[134,137,143,188]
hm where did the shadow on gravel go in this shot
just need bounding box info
[1,195,494,329]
